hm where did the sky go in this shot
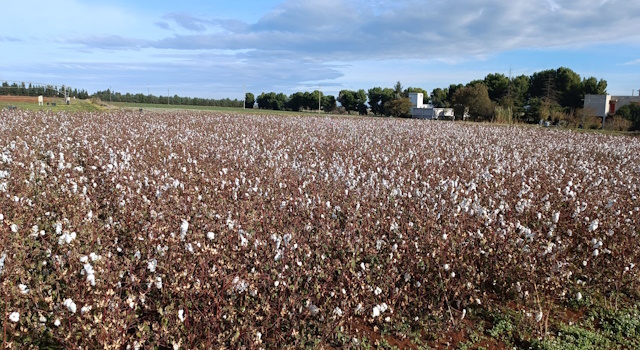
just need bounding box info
[1,0,639,100]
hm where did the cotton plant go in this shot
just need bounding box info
[1,109,639,347]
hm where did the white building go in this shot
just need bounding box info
[409,93,454,120]
[584,94,640,117]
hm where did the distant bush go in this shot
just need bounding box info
[494,106,513,124]
[584,116,603,129]
[616,104,640,131]
[90,96,106,106]
[604,116,633,132]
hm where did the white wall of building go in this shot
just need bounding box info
[584,94,640,117]
[584,94,609,117]
[409,92,454,120]
[409,93,424,108]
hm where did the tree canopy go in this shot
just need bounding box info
[452,83,494,121]
[384,98,412,118]
[338,89,367,115]
[367,87,395,116]
[245,92,255,108]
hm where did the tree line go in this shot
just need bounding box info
[0,82,90,99]
[335,83,429,117]
[247,91,337,112]
[430,67,608,123]
[7,67,631,128]
[248,82,423,117]
[0,82,244,108]
[250,67,612,123]
[92,89,243,108]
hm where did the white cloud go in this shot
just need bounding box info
[545,0,562,11]
[61,0,640,61]
[3,0,640,97]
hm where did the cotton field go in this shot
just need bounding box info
[1,109,639,348]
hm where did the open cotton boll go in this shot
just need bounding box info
[63,298,77,314]
[180,219,189,240]
[535,311,543,323]
[148,259,157,273]
[178,309,185,322]
[84,263,96,286]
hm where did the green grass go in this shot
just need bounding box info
[531,323,612,350]
[2,99,103,112]
[110,101,337,116]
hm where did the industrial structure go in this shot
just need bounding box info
[409,93,454,120]
[584,94,640,117]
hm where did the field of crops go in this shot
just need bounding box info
[1,109,639,348]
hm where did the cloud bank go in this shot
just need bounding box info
[2,0,639,97]
[68,0,640,60]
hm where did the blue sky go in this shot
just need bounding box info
[1,0,639,99]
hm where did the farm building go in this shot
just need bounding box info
[409,93,454,120]
[584,94,640,117]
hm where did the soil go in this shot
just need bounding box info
[347,317,419,349]
[427,318,511,349]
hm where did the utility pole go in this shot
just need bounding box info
[243,84,246,110]
[168,89,170,105]
[318,84,321,114]
[109,86,111,103]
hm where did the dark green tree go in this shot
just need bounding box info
[556,67,582,109]
[307,90,322,111]
[256,92,272,109]
[430,88,448,108]
[356,89,368,115]
[287,92,305,111]
[502,74,531,121]
[384,98,412,118]
[452,83,494,121]
[582,77,607,95]
[483,73,510,102]
[338,90,358,114]
[368,87,395,115]
[446,84,463,107]
[393,81,403,99]
[322,95,337,112]
[529,69,557,101]
[245,92,255,108]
